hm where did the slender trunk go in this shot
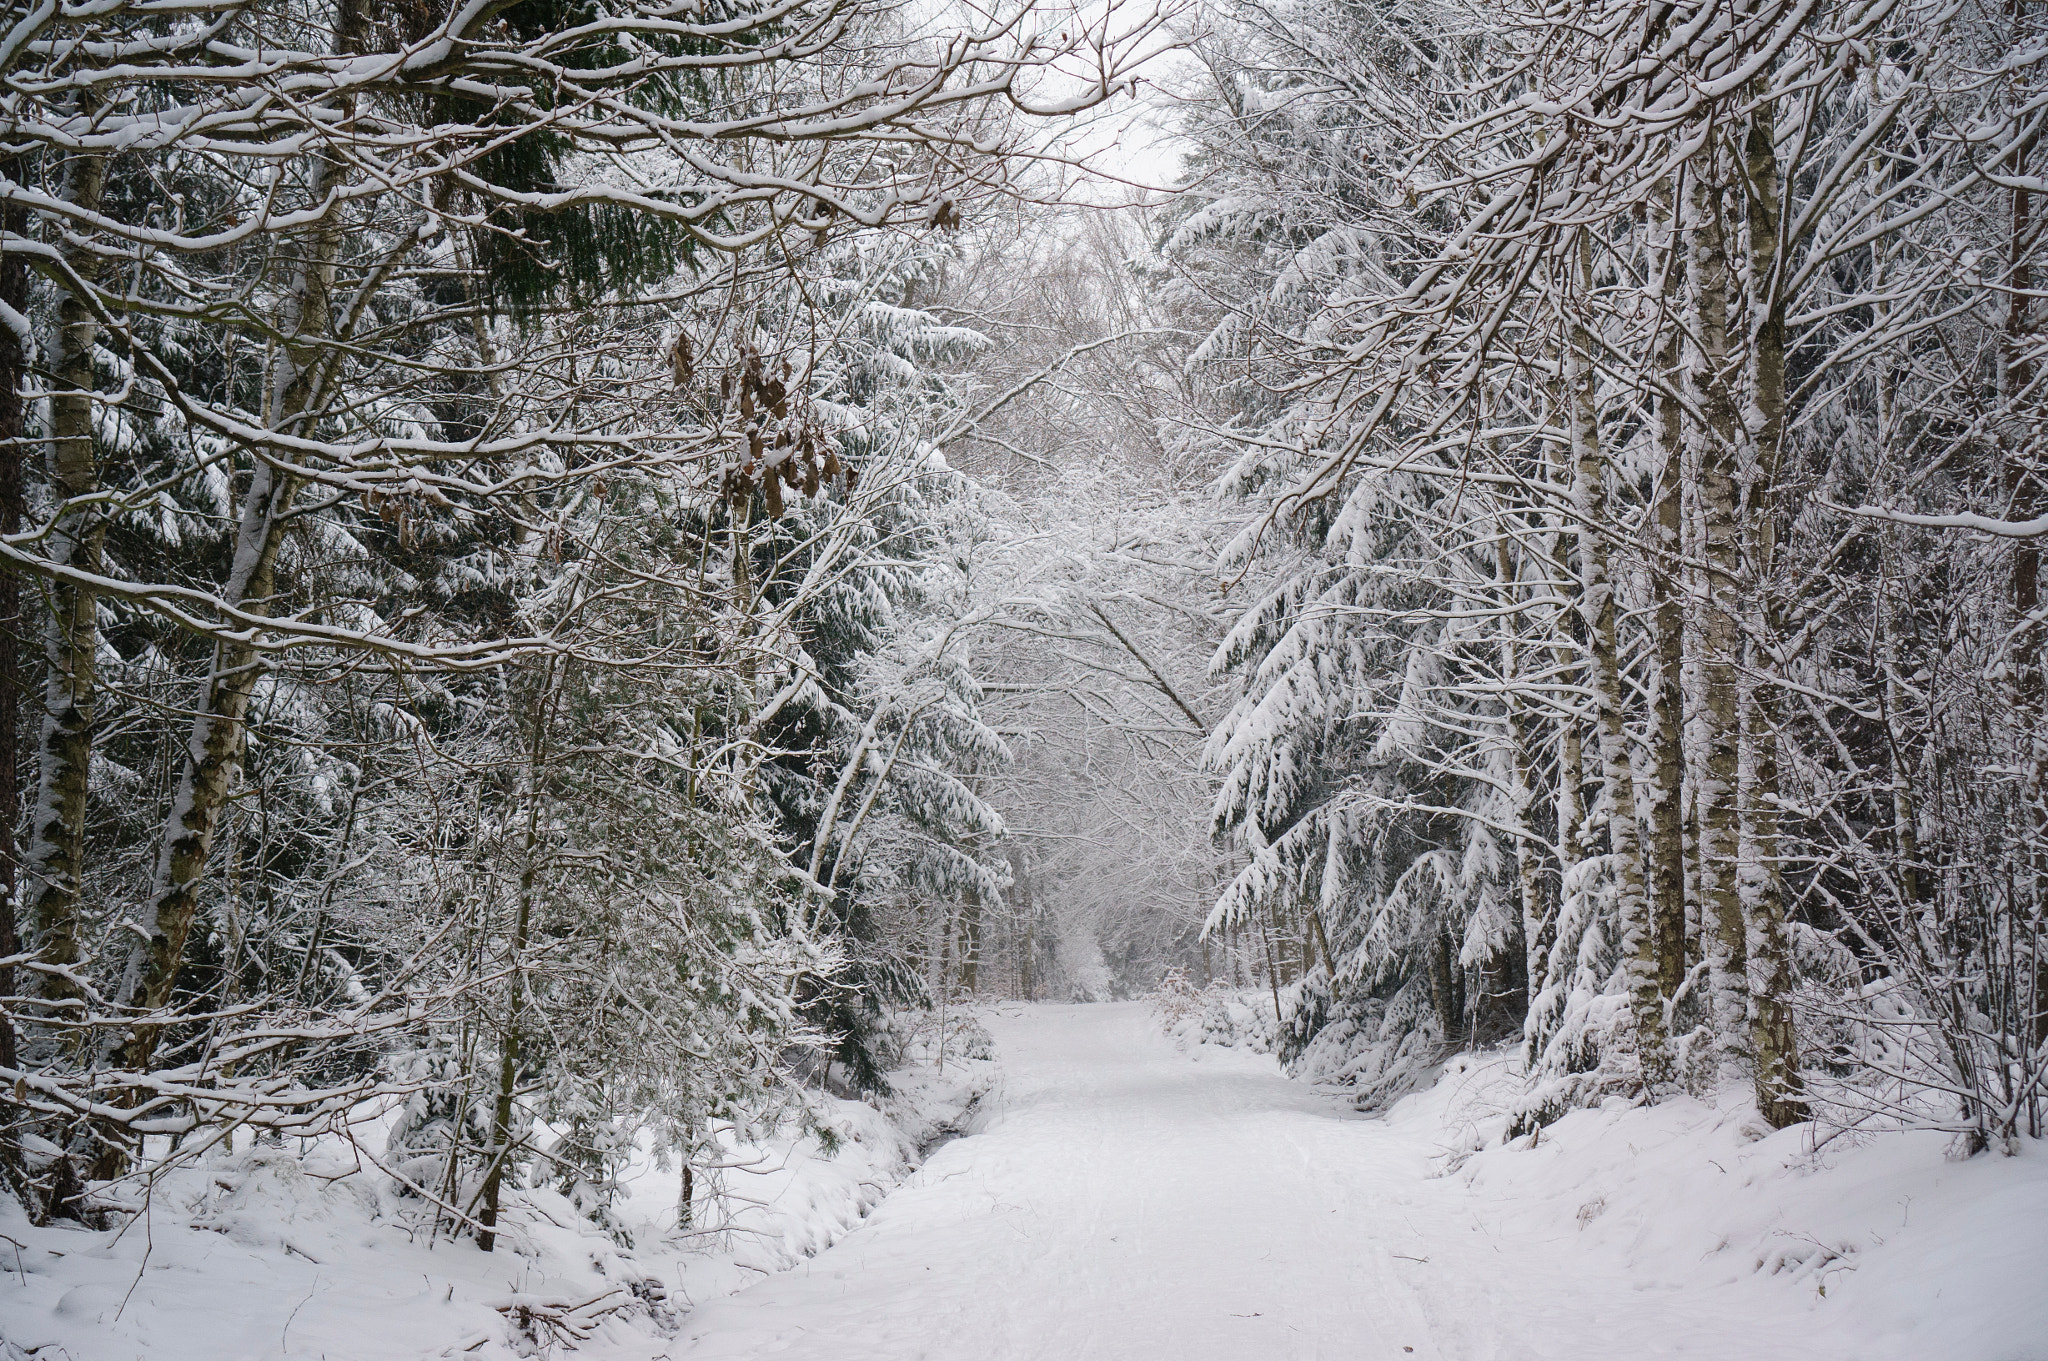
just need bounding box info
[479,804,541,1252]
[1739,92,1805,1128]
[0,157,28,1204]
[1430,926,1458,1039]
[112,466,297,1080]
[1741,670,1803,1124]
[1526,697,1584,1064]
[959,884,981,995]
[1259,908,1281,1024]
[1878,575,1926,908]
[1566,235,1664,1088]
[1683,474,1708,984]
[481,640,566,1250]
[1558,711,1584,875]
[1011,847,1033,1001]
[1647,174,1690,1013]
[1500,523,1552,1065]
[108,33,365,1087]
[25,118,108,1029]
[0,160,26,1080]
[938,902,954,1000]
[2000,84,2045,1057]
[102,107,404,1169]
[2008,101,2042,776]
[1307,905,1334,979]
[1689,148,1752,1083]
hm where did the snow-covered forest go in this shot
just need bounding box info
[0,0,2044,1354]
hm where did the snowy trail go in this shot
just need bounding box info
[670,1003,1857,1361]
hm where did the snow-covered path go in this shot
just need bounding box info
[671,1002,1872,1361]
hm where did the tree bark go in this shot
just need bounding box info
[113,465,299,1076]
[1738,94,1805,1128]
[480,782,542,1253]
[109,58,357,1083]
[24,116,107,1031]
[0,158,27,1078]
[1688,145,1753,1085]
[1430,927,1459,1039]
[1497,537,1553,1066]
[1566,232,1664,1088]
[1646,174,1691,1013]
[1010,846,1034,1001]
[1998,66,2044,1061]
[959,884,982,996]
[0,155,30,1204]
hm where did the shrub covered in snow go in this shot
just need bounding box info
[1154,975,1280,1055]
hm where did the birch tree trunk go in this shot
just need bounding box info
[24,112,106,1028]
[113,461,300,1075]
[1687,145,1752,1083]
[1497,536,1551,1059]
[1566,237,1664,1087]
[110,17,359,1079]
[1646,176,1691,1016]
[1738,93,1806,1129]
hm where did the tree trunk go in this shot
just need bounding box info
[1500,521,1552,1066]
[1740,672,1803,1124]
[1688,148,1752,1084]
[113,460,299,1073]
[1011,847,1034,1001]
[1430,927,1459,1039]
[959,886,982,996]
[1998,66,2044,1064]
[24,116,107,1031]
[481,650,561,1251]
[479,842,538,1253]
[0,154,29,1203]
[1738,94,1805,1128]
[1307,905,1334,979]
[1646,174,1691,1014]
[106,110,356,1102]
[1567,234,1664,1088]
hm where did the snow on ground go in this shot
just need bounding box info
[5,1004,2043,1360]
[0,1047,995,1361]
[674,1002,2048,1361]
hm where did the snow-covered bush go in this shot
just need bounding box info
[891,1006,997,1069]
[1157,982,1280,1055]
[1286,980,1456,1111]
[1057,930,1117,1003]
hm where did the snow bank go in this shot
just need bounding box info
[0,1038,998,1361]
[1152,990,2048,1361]
[1399,1052,2048,1361]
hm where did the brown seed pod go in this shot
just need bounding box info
[669,332,694,388]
